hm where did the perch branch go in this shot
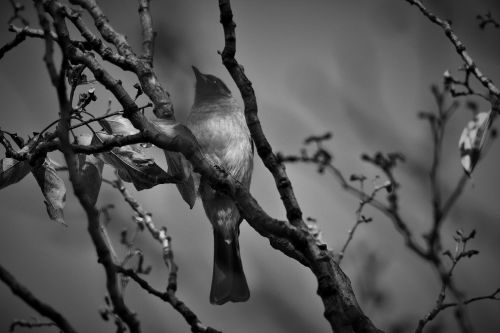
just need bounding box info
[137,0,155,66]
[218,1,382,332]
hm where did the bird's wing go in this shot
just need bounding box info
[164,151,197,208]
[153,119,197,208]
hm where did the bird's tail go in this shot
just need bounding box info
[210,228,250,305]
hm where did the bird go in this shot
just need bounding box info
[167,66,253,305]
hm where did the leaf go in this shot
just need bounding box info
[458,111,494,175]
[99,115,139,136]
[164,150,196,208]
[75,134,104,206]
[93,132,171,190]
[0,138,38,190]
[0,158,30,190]
[154,119,197,208]
[31,159,67,225]
[100,115,151,149]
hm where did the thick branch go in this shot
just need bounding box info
[218,1,382,332]
[218,0,304,228]
[68,0,135,59]
[137,0,155,66]
[35,1,58,86]
[41,2,143,332]
[68,0,175,118]
[62,7,132,70]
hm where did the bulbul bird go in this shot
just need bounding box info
[168,66,253,304]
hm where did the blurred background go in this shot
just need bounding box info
[1,0,500,332]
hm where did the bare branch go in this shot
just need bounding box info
[218,0,304,228]
[116,266,222,333]
[279,149,429,261]
[423,85,464,253]
[69,103,152,131]
[34,1,59,86]
[443,69,487,100]
[416,230,481,333]
[218,1,382,332]
[69,0,176,120]
[41,2,143,332]
[9,24,58,40]
[441,288,500,310]
[108,177,178,288]
[137,0,155,66]
[69,0,136,59]
[476,12,500,30]
[336,182,387,264]
[0,264,78,333]
[8,0,29,26]
[441,174,468,219]
[404,0,500,100]
[62,7,133,70]
[10,319,56,332]
[0,27,29,60]
[104,176,222,333]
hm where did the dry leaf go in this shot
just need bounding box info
[458,111,494,175]
[31,159,67,225]
[93,132,171,190]
[76,134,104,206]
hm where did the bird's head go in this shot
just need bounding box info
[192,66,232,103]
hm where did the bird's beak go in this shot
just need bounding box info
[192,66,203,81]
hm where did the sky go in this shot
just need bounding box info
[1,1,500,332]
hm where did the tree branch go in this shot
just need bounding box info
[404,0,500,99]
[137,0,155,66]
[116,266,222,333]
[0,27,29,60]
[218,1,382,332]
[40,2,143,332]
[10,319,56,332]
[106,176,222,333]
[0,264,78,333]
[109,177,178,289]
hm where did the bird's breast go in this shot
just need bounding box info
[188,99,253,186]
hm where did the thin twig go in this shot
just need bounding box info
[8,0,29,26]
[415,230,481,333]
[336,182,388,264]
[116,266,222,333]
[69,103,152,131]
[0,264,79,333]
[10,319,56,332]
[108,176,178,289]
[105,176,220,333]
[404,0,500,102]
[477,12,500,30]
